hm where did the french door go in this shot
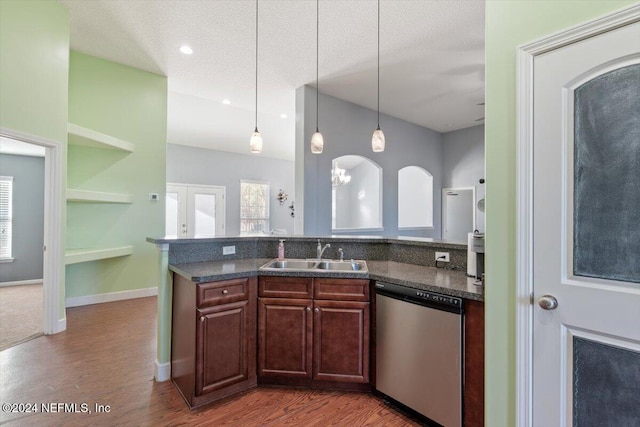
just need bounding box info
[166,183,225,237]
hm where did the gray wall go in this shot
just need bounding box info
[0,154,44,282]
[296,85,444,238]
[166,144,295,236]
[443,125,485,232]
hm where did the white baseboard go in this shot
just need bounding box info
[155,360,171,382]
[65,287,158,308]
[0,279,43,287]
[56,317,67,333]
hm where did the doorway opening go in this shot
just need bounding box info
[0,128,65,344]
[442,187,476,242]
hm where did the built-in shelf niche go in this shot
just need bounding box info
[65,246,134,265]
[68,123,135,153]
[66,189,133,204]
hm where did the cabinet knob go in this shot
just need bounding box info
[314,308,319,313]
[306,307,311,312]
[222,289,229,294]
[200,316,205,322]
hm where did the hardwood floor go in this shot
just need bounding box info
[0,297,420,426]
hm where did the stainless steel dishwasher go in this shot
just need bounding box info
[375,281,462,427]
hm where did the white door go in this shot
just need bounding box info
[166,184,225,237]
[532,20,640,427]
[442,187,475,242]
[166,184,187,237]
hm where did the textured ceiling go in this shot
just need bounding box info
[59,0,485,161]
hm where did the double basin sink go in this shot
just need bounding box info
[260,258,368,273]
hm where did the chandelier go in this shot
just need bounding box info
[331,163,351,187]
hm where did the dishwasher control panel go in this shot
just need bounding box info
[415,290,461,307]
[375,281,463,313]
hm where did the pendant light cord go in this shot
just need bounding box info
[255,0,259,132]
[316,0,319,133]
[377,0,380,129]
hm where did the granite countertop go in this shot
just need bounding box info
[169,258,483,301]
[367,261,483,301]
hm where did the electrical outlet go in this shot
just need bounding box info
[223,246,236,255]
[435,251,450,262]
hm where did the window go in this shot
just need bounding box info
[0,176,13,260]
[240,181,269,234]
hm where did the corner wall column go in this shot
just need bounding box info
[154,243,172,382]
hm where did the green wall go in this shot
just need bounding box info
[0,0,69,142]
[66,52,167,298]
[484,1,637,426]
[0,0,69,320]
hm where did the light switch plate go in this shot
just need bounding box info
[149,193,159,201]
[223,246,236,255]
[435,251,450,262]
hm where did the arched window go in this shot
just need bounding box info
[398,166,433,228]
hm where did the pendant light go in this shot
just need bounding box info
[310,0,324,154]
[371,0,385,152]
[249,0,263,154]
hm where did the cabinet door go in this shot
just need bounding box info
[196,300,254,396]
[313,300,370,383]
[258,298,313,379]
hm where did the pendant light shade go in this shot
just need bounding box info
[311,130,324,153]
[310,0,324,154]
[250,128,263,153]
[372,127,385,152]
[250,0,262,154]
[371,0,385,152]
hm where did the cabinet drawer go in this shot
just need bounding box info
[313,278,370,301]
[197,278,250,307]
[259,277,313,299]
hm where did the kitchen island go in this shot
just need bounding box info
[149,235,484,425]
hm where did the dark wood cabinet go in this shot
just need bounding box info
[257,276,370,389]
[464,299,485,427]
[172,275,257,408]
[257,298,313,378]
[313,299,369,383]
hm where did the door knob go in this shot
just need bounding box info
[538,295,558,310]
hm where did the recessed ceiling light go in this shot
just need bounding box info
[179,45,193,55]
[446,123,454,127]
[280,113,287,119]
[222,99,231,105]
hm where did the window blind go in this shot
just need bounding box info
[0,176,13,260]
[240,181,270,235]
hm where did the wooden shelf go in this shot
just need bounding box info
[68,123,135,152]
[67,189,133,204]
[65,246,134,265]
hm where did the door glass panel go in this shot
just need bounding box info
[194,193,216,236]
[573,336,640,426]
[165,192,179,238]
[573,64,640,283]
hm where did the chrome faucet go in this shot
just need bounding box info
[338,248,344,262]
[316,239,331,260]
